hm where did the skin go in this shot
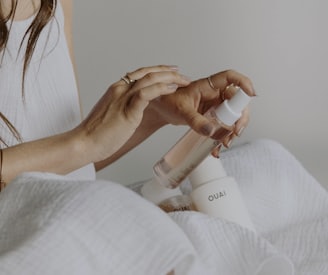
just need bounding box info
[1,0,255,184]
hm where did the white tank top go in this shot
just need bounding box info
[0,2,96,180]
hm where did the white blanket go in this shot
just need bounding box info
[0,139,327,275]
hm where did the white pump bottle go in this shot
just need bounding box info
[189,155,256,232]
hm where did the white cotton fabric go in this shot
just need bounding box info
[0,2,95,179]
[0,172,196,275]
[172,139,328,274]
[0,139,327,275]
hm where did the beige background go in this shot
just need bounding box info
[73,0,328,187]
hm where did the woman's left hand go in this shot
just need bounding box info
[148,69,256,154]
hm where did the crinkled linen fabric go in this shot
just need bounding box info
[0,139,327,275]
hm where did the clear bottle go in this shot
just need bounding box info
[189,156,256,232]
[140,178,194,213]
[153,88,251,189]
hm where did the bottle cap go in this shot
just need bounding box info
[189,156,227,189]
[141,178,183,205]
[215,88,251,126]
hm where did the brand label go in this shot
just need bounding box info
[208,191,227,201]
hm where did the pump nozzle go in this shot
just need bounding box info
[215,88,251,126]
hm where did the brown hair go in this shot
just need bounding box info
[0,0,57,146]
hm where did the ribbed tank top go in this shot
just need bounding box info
[0,2,96,180]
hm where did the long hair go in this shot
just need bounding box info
[0,0,57,146]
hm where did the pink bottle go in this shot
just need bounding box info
[153,88,251,189]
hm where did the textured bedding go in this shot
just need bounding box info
[0,139,327,275]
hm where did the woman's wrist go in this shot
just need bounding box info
[69,125,105,166]
[93,105,168,171]
[146,101,169,130]
[0,129,92,184]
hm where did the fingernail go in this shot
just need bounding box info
[169,65,179,71]
[226,139,233,148]
[200,124,214,136]
[227,131,234,138]
[215,144,222,158]
[182,75,192,82]
[167,83,178,90]
[236,126,245,137]
[252,87,258,97]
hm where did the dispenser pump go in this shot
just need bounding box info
[215,88,251,126]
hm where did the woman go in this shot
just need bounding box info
[0,2,259,274]
[0,0,255,188]
[2,2,326,275]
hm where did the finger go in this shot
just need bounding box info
[222,108,249,148]
[199,70,256,100]
[130,71,191,92]
[118,65,180,86]
[181,108,216,136]
[126,83,179,115]
[222,132,235,148]
[217,70,256,97]
[221,84,239,101]
[234,108,250,136]
[180,93,249,138]
[211,144,222,158]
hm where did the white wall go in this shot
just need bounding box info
[73,0,328,186]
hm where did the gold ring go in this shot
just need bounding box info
[207,76,220,91]
[121,74,136,85]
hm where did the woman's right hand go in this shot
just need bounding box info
[0,65,190,185]
[76,65,191,163]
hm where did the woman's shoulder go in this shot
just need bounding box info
[59,0,74,60]
[60,0,73,22]
[59,0,73,30]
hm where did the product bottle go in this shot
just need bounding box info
[189,156,255,232]
[153,88,251,189]
[140,178,194,213]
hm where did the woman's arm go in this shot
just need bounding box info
[61,0,84,118]
[1,66,190,184]
[1,130,88,184]
[94,105,166,171]
[94,70,256,170]
[61,0,75,64]
[60,1,256,172]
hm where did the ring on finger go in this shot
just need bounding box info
[207,76,220,92]
[121,74,136,85]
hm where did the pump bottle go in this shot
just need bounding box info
[153,88,252,189]
[189,155,255,232]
